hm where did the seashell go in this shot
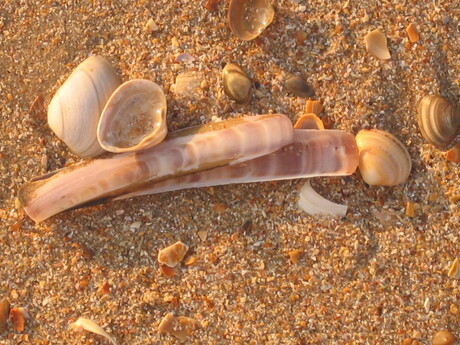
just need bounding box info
[222,63,252,104]
[0,299,10,332]
[48,55,121,158]
[406,23,420,43]
[19,114,294,221]
[298,180,348,217]
[294,113,324,130]
[364,29,391,60]
[446,143,460,163]
[70,317,117,345]
[304,99,323,115]
[173,71,204,99]
[97,79,167,153]
[448,258,460,279]
[417,95,460,149]
[431,330,457,345]
[228,0,274,41]
[284,75,314,98]
[158,313,199,341]
[356,129,411,186]
[158,241,189,268]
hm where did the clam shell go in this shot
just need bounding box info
[417,94,460,149]
[356,129,411,186]
[97,79,167,153]
[228,0,274,41]
[284,75,314,98]
[222,63,252,104]
[364,29,391,60]
[294,113,324,130]
[48,55,121,158]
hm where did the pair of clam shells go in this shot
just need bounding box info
[48,55,167,157]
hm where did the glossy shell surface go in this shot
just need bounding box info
[97,79,167,153]
[222,63,252,104]
[417,94,460,149]
[284,75,314,98]
[356,129,411,186]
[47,55,121,158]
[228,0,274,41]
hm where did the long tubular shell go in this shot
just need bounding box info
[116,130,359,200]
[19,115,293,222]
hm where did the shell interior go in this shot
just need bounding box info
[228,0,274,41]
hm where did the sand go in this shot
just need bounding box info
[0,0,459,344]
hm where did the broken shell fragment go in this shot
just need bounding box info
[284,75,314,98]
[48,55,121,158]
[406,23,420,43]
[158,241,189,268]
[173,71,204,99]
[448,258,460,279]
[431,330,457,345]
[222,63,252,104]
[9,307,28,332]
[364,29,391,60]
[70,317,117,345]
[97,79,167,153]
[228,0,274,41]
[305,99,323,115]
[0,299,10,332]
[446,143,460,163]
[356,129,411,186]
[158,313,198,341]
[298,180,348,217]
[294,113,325,130]
[417,95,460,149]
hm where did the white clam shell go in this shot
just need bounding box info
[356,129,411,186]
[97,79,167,153]
[47,55,121,158]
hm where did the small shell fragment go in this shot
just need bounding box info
[9,307,28,332]
[70,317,117,345]
[356,129,411,186]
[431,330,457,345]
[144,18,158,33]
[158,241,189,268]
[158,313,199,341]
[364,29,391,60]
[406,23,420,43]
[446,143,460,163]
[294,113,325,130]
[0,299,10,332]
[405,201,415,218]
[298,180,348,217]
[305,99,323,115]
[448,258,460,279]
[173,72,204,99]
[284,75,314,98]
[222,63,252,104]
[288,250,302,264]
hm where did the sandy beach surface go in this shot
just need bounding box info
[0,0,459,344]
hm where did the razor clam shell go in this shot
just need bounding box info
[116,129,358,200]
[97,79,167,153]
[47,55,121,158]
[417,94,460,149]
[19,115,293,222]
[228,0,274,41]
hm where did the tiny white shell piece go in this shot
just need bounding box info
[70,317,117,345]
[298,180,348,217]
[364,29,391,60]
[97,79,167,153]
[48,55,121,158]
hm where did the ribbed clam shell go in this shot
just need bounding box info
[222,63,252,104]
[417,95,460,149]
[97,79,167,153]
[356,129,411,186]
[47,55,121,158]
[228,0,274,41]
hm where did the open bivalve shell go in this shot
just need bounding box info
[47,55,122,158]
[228,0,274,41]
[356,129,411,186]
[417,94,460,149]
[97,79,167,153]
